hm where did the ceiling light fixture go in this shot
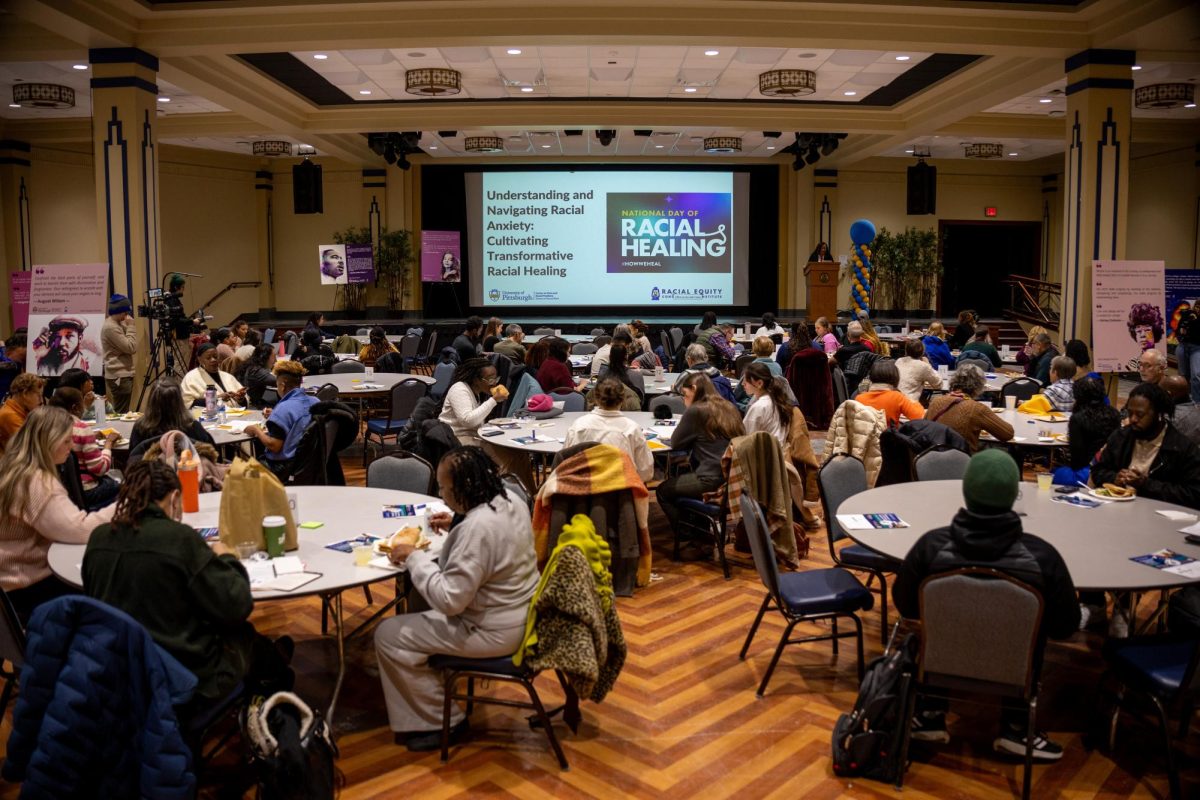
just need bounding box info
[895,55,910,61]
[506,48,522,55]
[1134,83,1195,110]
[704,136,741,153]
[964,142,1005,159]
[313,54,328,60]
[684,87,697,93]
[429,146,437,150]
[11,83,75,109]
[758,69,816,97]
[541,144,551,149]
[157,97,170,103]
[1008,152,1019,157]
[72,64,88,71]
[843,91,857,96]
[358,89,372,95]
[1131,65,1142,71]
[252,140,292,157]
[655,144,664,149]
[704,50,720,56]
[1039,98,1052,103]
[464,136,505,153]
[1187,102,1197,109]
[766,146,775,150]
[8,103,19,109]
[520,86,533,93]
[905,149,915,153]
[405,67,462,96]
[595,130,616,147]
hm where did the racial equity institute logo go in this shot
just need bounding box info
[489,289,501,302]
[651,287,661,301]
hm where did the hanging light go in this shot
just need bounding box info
[964,142,1004,159]
[757,69,816,97]
[405,68,462,97]
[464,136,505,153]
[251,140,292,157]
[1134,83,1194,110]
[703,137,742,153]
[11,83,75,109]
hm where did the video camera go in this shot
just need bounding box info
[137,288,179,321]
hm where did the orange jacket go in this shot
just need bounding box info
[855,388,925,427]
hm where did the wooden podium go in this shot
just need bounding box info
[804,261,839,320]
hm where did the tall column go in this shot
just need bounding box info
[1059,49,1134,344]
[89,47,162,394]
[0,139,33,334]
[255,169,275,311]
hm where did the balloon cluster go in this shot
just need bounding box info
[848,219,876,317]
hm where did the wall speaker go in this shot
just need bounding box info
[293,159,323,215]
[906,161,937,215]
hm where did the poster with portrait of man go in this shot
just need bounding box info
[318,244,349,285]
[26,263,109,377]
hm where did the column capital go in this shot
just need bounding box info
[88,48,159,71]
[1064,49,1136,71]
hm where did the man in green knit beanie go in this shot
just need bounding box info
[892,449,1080,760]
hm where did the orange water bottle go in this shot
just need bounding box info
[178,449,200,513]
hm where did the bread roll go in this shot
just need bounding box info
[379,526,422,552]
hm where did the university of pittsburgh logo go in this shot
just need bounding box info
[650,286,660,301]
[488,289,501,302]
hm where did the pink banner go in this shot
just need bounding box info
[27,262,109,377]
[1091,260,1165,373]
[9,272,31,330]
[421,230,462,283]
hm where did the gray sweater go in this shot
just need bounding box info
[672,405,732,484]
[406,492,539,630]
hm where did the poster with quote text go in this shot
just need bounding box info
[26,263,109,377]
[421,230,462,283]
[1092,260,1165,373]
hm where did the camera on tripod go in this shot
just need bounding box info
[137,288,178,321]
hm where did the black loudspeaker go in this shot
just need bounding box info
[293,159,323,215]
[906,161,937,215]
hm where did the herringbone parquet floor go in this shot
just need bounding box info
[2,454,1196,798]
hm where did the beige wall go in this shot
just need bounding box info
[28,144,100,265]
[1127,145,1198,270]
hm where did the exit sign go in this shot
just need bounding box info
[984,206,998,217]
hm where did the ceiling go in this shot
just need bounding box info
[0,0,1195,168]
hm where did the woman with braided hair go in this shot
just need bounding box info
[438,356,533,489]
[374,446,538,752]
[83,460,293,707]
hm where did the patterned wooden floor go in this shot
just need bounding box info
[1,456,1196,798]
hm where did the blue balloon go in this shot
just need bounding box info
[850,219,876,246]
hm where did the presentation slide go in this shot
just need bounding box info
[466,170,750,307]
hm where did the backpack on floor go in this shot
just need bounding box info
[243,691,340,800]
[831,630,918,783]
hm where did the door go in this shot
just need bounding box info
[938,221,1041,317]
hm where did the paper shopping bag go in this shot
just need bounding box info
[218,456,297,552]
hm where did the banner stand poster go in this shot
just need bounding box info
[1091,260,1166,373]
[9,272,32,330]
[317,243,374,285]
[26,263,109,377]
[1165,269,1200,349]
[421,231,462,283]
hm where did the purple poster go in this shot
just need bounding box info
[1166,269,1200,347]
[9,272,31,329]
[26,262,109,377]
[421,230,462,283]
[345,243,375,284]
[317,243,375,285]
[606,192,732,274]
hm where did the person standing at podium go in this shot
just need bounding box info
[807,241,832,262]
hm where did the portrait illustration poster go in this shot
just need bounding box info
[317,244,348,285]
[1165,269,1200,347]
[26,262,108,377]
[421,230,462,283]
[1091,260,1165,372]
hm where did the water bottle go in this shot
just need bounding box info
[204,386,217,417]
[217,400,227,423]
[177,449,200,513]
[93,394,106,424]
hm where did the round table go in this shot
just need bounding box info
[835,480,1200,592]
[644,373,681,396]
[48,485,442,719]
[302,371,434,397]
[525,333,595,344]
[99,410,265,451]
[979,409,1071,450]
[483,410,675,455]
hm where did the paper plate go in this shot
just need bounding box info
[1088,487,1136,502]
[491,417,517,425]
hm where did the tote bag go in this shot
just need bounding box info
[218,456,298,552]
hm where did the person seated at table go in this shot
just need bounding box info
[48,387,121,510]
[440,358,533,490]
[566,378,654,482]
[856,311,887,356]
[536,338,584,394]
[359,326,399,368]
[921,321,955,370]
[960,325,1001,368]
[303,312,328,340]
[228,318,250,349]
[834,322,872,369]
[0,373,43,452]
[591,327,634,377]
[211,327,238,363]
[855,360,926,427]
[235,328,261,362]
[181,344,246,409]
[1052,376,1120,487]
[926,363,1013,451]
[1063,339,1095,377]
[452,316,483,364]
[1090,381,1200,509]
[0,406,116,623]
[734,336,784,410]
[83,460,293,708]
[754,312,782,339]
[493,324,527,364]
[240,344,278,409]
[524,337,551,372]
[129,378,215,454]
[695,312,737,369]
[0,330,27,400]
[673,344,735,403]
[811,317,838,355]
[481,316,504,352]
[293,326,333,362]
[894,449,1079,758]
[1041,356,1078,412]
[741,363,792,450]
[1136,348,1166,387]
[590,344,642,411]
[947,309,977,350]
[777,321,813,368]
[375,446,538,751]
[896,338,943,401]
[1025,333,1057,385]
[57,368,115,421]
[245,360,315,478]
[1162,374,1200,446]
[656,372,745,558]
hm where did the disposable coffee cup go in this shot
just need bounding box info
[263,515,287,558]
[353,545,374,566]
[938,364,949,377]
[1005,395,1017,411]
[1036,473,1053,491]
[365,365,374,376]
